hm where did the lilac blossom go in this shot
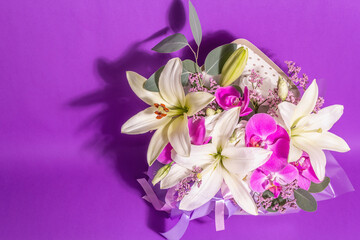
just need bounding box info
[256,179,298,213]
[285,60,309,90]
[188,73,219,121]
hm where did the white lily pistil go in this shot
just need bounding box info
[160,107,272,215]
[278,80,350,181]
[121,58,215,165]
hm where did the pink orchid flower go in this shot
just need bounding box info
[291,153,320,190]
[157,117,209,164]
[215,86,252,116]
[245,113,290,172]
[250,164,298,197]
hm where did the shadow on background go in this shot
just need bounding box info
[68,0,237,234]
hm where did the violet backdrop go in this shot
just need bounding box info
[1,0,359,239]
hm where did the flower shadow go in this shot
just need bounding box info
[68,1,239,234]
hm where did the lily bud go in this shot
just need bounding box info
[152,163,172,185]
[206,108,216,116]
[220,47,249,87]
[277,76,289,101]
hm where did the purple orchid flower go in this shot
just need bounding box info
[157,117,209,164]
[215,86,252,116]
[250,164,298,197]
[291,153,320,190]
[245,113,290,172]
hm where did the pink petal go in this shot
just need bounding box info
[239,107,253,117]
[157,143,173,164]
[250,169,270,193]
[215,86,240,110]
[297,174,312,190]
[276,164,299,185]
[302,166,320,183]
[245,113,278,143]
[188,117,206,145]
[262,138,289,172]
[266,125,289,145]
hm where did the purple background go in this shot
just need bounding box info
[1,0,359,239]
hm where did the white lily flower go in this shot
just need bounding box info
[278,80,350,181]
[161,107,272,215]
[121,58,215,165]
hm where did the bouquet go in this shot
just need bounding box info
[121,1,353,239]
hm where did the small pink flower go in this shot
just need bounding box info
[250,164,298,197]
[245,113,290,172]
[215,86,252,116]
[291,153,320,190]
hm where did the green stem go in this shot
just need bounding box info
[187,44,198,67]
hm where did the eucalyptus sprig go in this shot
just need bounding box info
[152,1,202,66]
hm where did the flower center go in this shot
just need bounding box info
[232,97,240,105]
[154,103,169,119]
[249,136,267,148]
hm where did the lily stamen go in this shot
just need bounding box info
[154,103,169,119]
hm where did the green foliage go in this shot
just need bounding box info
[308,177,330,193]
[294,188,317,212]
[188,1,202,46]
[152,33,188,53]
[204,43,237,75]
[144,60,200,92]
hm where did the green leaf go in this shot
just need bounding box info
[144,61,190,92]
[144,66,165,92]
[152,33,188,53]
[294,188,317,212]
[152,163,172,185]
[181,72,190,87]
[277,196,287,206]
[182,59,201,73]
[262,190,274,199]
[308,177,330,193]
[204,43,237,75]
[188,1,202,46]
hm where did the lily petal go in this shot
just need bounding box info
[298,105,344,131]
[222,146,272,177]
[179,165,223,211]
[185,92,215,116]
[159,58,185,107]
[212,107,240,149]
[278,101,297,131]
[288,143,303,162]
[171,144,216,170]
[160,164,191,189]
[317,132,350,152]
[223,171,258,215]
[293,136,326,181]
[147,123,170,166]
[126,71,164,105]
[168,114,191,157]
[291,80,318,124]
[121,106,171,134]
